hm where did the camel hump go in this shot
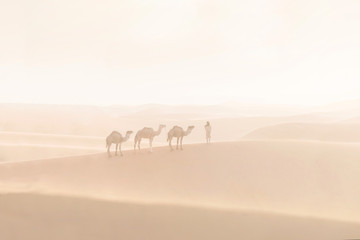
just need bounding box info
[143,127,151,130]
[111,131,120,135]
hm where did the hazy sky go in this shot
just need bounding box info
[1,0,360,106]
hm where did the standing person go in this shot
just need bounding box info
[204,121,212,143]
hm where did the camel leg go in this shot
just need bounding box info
[134,139,137,151]
[176,137,179,150]
[115,143,118,156]
[120,143,123,156]
[180,136,183,150]
[149,138,153,153]
[107,143,112,157]
[169,137,174,151]
[138,138,142,150]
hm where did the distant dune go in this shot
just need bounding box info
[0,145,100,163]
[0,102,344,138]
[244,122,360,142]
[341,116,360,123]
[0,102,345,162]
[0,131,135,162]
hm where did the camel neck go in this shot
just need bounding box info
[184,128,192,136]
[154,126,163,136]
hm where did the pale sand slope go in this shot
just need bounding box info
[1,193,360,240]
[1,141,360,222]
[244,122,360,142]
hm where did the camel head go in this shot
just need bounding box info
[154,125,166,136]
[119,131,133,142]
[186,126,195,133]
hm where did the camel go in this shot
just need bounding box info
[106,130,133,157]
[167,125,195,151]
[134,124,166,152]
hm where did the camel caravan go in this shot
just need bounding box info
[106,123,211,157]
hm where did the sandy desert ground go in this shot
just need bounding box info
[1,142,360,239]
[1,102,360,239]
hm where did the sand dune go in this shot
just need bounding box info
[1,141,360,239]
[244,122,360,142]
[1,141,360,223]
[2,101,360,240]
[1,192,360,240]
